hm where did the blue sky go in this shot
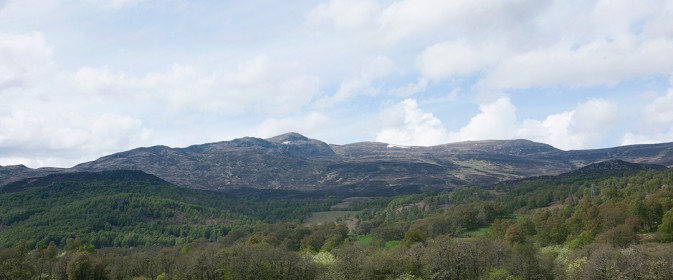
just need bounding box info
[1,0,673,167]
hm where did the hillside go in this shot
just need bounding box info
[3,160,673,279]
[0,170,335,248]
[2,133,673,191]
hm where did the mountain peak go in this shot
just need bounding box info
[266,132,310,143]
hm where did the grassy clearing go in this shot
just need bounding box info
[354,236,400,249]
[463,226,492,237]
[356,236,372,245]
[385,240,400,249]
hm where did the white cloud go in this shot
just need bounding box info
[450,97,518,141]
[74,66,128,95]
[89,0,144,10]
[378,0,549,42]
[73,55,321,115]
[255,112,330,138]
[377,0,464,41]
[0,109,151,167]
[644,89,673,123]
[621,132,673,145]
[317,56,396,106]
[372,0,673,91]
[390,78,428,97]
[417,40,498,81]
[621,87,673,145]
[4,0,673,168]
[519,99,619,150]
[376,99,448,146]
[0,33,53,92]
[306,0,381,29]
[480,38,673,90]
[375,97,619,150]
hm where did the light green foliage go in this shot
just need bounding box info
[657,208,673,241]
[565,257,588,280]
[312,251,336,266]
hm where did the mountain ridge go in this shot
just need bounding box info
[2,132,672,191]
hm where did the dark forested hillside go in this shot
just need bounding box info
[0,170,337,249]
[2,163,673,279]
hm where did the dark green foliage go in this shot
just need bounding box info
[0,171,335,248]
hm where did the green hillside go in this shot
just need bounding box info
[0,170,334,248]
[2,165,673,279]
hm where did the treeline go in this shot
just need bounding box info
[2,234,673,279]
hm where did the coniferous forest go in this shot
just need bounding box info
[3,168,673,279]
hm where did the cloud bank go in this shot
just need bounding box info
[1,0,673,167]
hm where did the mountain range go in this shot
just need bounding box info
[2,132,672,192]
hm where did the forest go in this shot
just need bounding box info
[2,168,673,279]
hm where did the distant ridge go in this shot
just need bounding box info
[564,159,667,176]
[0,170,169,193]
[2,133,673,191]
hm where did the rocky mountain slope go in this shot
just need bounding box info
[2,132,672,191]
[0,165,63,187]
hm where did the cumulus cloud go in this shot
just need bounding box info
[519,99,619,150]
[376,97,619,150]
[0,110,151,167]
[450,97,518,141]
[306,0,673,92]
[375,99,448,146]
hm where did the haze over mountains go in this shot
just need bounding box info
[1,132,672,191]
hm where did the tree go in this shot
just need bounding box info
[597,224,638,248]
[504,224,526,244]
[66,252,107,280]
[508,243,543,280]
[657,208,673,241]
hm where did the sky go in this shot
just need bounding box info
[1,0,673,168]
